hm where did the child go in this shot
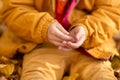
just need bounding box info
[1,0,120,80]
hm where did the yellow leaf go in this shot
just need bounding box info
[0,64,15,77]
[18,67,22,76]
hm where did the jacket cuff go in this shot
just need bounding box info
[41,13,55,42]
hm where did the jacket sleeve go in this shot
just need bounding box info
[1,0,54,43]
[72,0,120,49]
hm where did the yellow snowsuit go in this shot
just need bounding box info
[1,0,120,80]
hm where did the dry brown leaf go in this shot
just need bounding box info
[0,76,7,80]
[0,56,18,64]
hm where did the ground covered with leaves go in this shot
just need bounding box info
[0,53,23,80]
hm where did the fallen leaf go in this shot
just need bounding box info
[0,64,15,78]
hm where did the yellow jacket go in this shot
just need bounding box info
[1,0,120,59]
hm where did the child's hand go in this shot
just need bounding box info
[58,26,86,51]
[47,21,74,47]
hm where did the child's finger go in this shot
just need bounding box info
[67,34,85,48]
